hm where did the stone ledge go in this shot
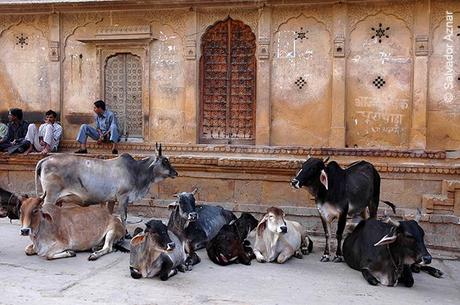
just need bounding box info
[59,141,448,160]
[1,152,458,176]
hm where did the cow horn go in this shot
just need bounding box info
[414,208,422,223]
[385,217,400,227]
[191,188,198,195]
[323,156,330,163]
[39,192,46,202]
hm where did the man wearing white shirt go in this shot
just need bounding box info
[24,110,62,155]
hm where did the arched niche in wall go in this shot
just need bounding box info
[270,14,332,147]
[346,13,413,148]
[149,21,187,143]
[0,22,50,113]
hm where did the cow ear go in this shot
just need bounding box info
[257,214,269,237]
[168,202,178,210]
[130,234,145,247]
[320,169,328,190]
[41,211,53,223]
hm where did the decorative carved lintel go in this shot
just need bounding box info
[184,39,196,60]
[49,41,59,61]
[415,35,429,56]
[258,37,270,60]
[77,25,154,45]
[334,35,345,58]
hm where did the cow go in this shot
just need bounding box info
[251,207,313,264]
[35,143,177,224]
[0,187,25,220]
[167,188,236,251]
[19,194,127,260]
[342,209,435,287]
[129,219,199,280]
[206,212,259,266]
[291,156,395,262]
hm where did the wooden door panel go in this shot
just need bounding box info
[200,18,256,144]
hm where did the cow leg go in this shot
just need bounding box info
[399,264,414,287]
[88,230,116,261]
[361,269,379,286]
[24,243,37,256]
[254,249,266,263]
[159,258,174,281]
[238,248,253,265]
[117,196,131,239]
[333,211,347,263]
[319,214,331,262]
[277,249,294,264]
[419,265,443,278]
[47,250,76,260]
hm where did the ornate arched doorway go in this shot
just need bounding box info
[104,53,143,139]
[199,18,256,144]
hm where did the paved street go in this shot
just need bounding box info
[0,217,459,305]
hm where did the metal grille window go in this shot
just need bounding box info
[104,53,143,139]
[199,18,256,144]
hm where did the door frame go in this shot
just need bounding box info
[97,46,151,142]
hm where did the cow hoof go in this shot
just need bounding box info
[88,253,98,261]
[320,255,330,262]
[433,270,443,278]
[333,256,344,263]
[368,278,379,286]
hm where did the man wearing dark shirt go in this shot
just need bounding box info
[0,108,29,152]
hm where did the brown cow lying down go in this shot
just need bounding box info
[130,220,200,280]
[251,207,313,264]
[20,194,126,260]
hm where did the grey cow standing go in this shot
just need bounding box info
[35,144,177,223]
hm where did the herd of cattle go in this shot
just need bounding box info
[0,145,444,287]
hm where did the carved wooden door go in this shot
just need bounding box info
[105,53,143,139]
[200,18,256,144]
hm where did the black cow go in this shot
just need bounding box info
[206,212,258,266]
[130,220,198,280]
[291,157,395,262]
[343,211,434,287]
[0,187,25,220]
[167,189,236,251]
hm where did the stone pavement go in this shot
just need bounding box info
[0,217,459,305]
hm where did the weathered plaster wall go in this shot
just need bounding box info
[428,1,460,150]
[0,15,52,120]
[270,11,332,146]
[0,0,458,150]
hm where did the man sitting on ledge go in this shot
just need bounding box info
[23,110,62,155]
[75,100,120,155]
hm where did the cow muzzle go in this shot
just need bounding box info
[20,227,31,236]
[279,226,288,234]
[291,179,301,189]
[422,255,432,265]
[130,267,142,279]
[166,242,176,251]
[188,212,198,221]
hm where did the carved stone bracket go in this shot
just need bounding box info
[415,35,429,56]
[184,39,196,60]
[334,35,345,58]
[258,37,270,60]
[49,41,59,61]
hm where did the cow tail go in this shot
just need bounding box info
[35,158,45,197]
[381,200,397,214]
